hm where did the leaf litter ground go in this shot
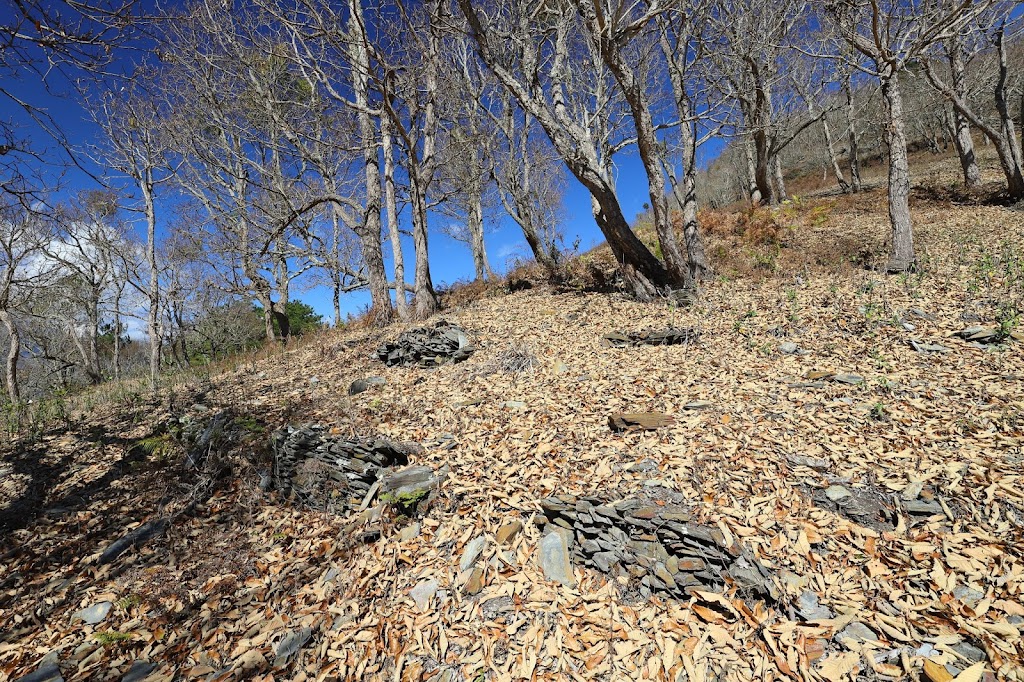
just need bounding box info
[2,155,1024,682]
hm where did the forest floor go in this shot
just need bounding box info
[2,148,1023,682]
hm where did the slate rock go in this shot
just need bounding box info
[825,486,853,502]
[72,601,112,625]
[952,641,986,663]
[460,536,487,571]
[836,621,879,645]
[911,340,951,354]
[833,373,864,385]
[779,342,799,355]
[953,585,985,605]
[399,523,421,543]
[539,530,575,587]
[376,321,474,367]
[496,521,523,546]
[797,591,834,620]
[273,627,313,668]
[14,651,63,682]
[348,377,385,395]
[410,579,438,611]
[121,660,155,682]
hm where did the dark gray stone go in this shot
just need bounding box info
[121,660,155,682]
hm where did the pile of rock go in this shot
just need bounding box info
[814,483,944,531]
[601,327,699,348]
[536,495,778,602]
[377,321,475,367]
[271,425,421,513]
[813,485,897,532]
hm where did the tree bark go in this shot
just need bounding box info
[594,27,689,285]
[467,179,493,281]
[744,137,763,205]
[880,71,916,273]
[0,310,20,405]
[821,113,851,192]
[457,0,672,295]
[350,0,393,326]
[142,176,161,392]
[845,77,862,192]
[995,27,1024,196]
[380,111,408,320]
[947,38,981,189]
[771,155,787,203]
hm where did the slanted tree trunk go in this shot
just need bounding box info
[592,23,689,285]
[380,112,408,320]
[880,71,915,273]
[947,36,981,189]
[845,77,862,192]
[457,0,674,297]
[0,310,20,404]
[821,113,851,192]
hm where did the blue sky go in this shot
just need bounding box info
[1,33,726,325]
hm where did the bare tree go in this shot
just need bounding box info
[0,202,54,403]
[457,0,678,298]
[86,74,174,391]
[824,0,1003,272]
[921,12,1023,198]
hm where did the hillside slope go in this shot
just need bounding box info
[2,160,1024,682]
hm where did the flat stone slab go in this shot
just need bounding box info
[71,601,112,625]
[609,412,674,432]
[539,530,575,587]
[410,579,438,611]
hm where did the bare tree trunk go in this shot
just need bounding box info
[257,292,275,342]
[351,0,392,326]
[880,72,916,273]
[457,0,672,296]
[744,137,763,205]
[0,310,20,405]
[467,181,493,281]
[593,30,689,285]
[668,116,710,282]
[821,113,851,192]
[410,174,438,318]
[948,39,981,188]
[771,155,787,202]
[845,79,862,192]
[995,28,1024,193]
[142,178,161,391]
[112,305,122,382]
[380,112,408,320]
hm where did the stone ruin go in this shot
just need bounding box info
[272,425,424,513]
[537,495,779,602]
[377,321,475,367]
[602,327,700,348]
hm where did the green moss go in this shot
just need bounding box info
[94,631,132,646]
